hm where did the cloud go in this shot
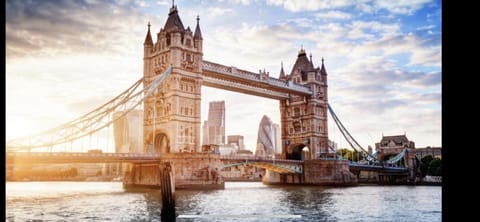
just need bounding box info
[315,10,351,20]
[208,7,234,16]
[266,0,434,15]
[6,0,147,61]
[266,0,352,12]
[373,0,434,15]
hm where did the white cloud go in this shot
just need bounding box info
[266,0,352,12]
[315,10,351,20]
[231,0,252,5]
[156,0,169,5]
[373,0,433,15]
[266,0,433,15]
[208,7,234,17]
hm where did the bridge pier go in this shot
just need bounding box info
[123,153,225,189]
[262,159,357,186]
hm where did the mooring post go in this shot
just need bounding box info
[160,161,176,221]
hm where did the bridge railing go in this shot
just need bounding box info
[220,156,304,163]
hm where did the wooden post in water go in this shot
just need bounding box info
[160,161,176,221]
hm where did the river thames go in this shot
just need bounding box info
[6,182,441,221]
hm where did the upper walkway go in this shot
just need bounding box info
[202,60,312,100]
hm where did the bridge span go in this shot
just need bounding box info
[7,151,406,174]
[6,152,161,164]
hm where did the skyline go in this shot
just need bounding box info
[6,0,441,151]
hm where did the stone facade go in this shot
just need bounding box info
[280,50,329,160]
[142,5,203,154]
[375,134,415,162]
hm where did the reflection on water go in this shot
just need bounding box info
[6,182,441,221]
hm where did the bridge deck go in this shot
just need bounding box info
[6,152,161,164]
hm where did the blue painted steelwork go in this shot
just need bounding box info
[349,162,408,173]
[220,157,303,174]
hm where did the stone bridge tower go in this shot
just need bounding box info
[143,4,203,154]
[280,48,328,160]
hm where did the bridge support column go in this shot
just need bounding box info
[262,171,303,185]
[123,153,225,190]
[261,159,357,186]
[303,159,357,185]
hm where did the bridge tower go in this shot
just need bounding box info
[280,48,328,160]
[143,3,203,154]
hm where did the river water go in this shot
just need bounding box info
[6,182,441,221]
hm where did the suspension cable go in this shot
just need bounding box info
[327,104,378,162]
[7,67,172,151]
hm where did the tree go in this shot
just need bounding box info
[419,155,433,177]
[428,158,442,176]
[337,148,361,161]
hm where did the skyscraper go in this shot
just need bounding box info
[113,109,143,153]
[228,135,245,150]
[272,123,281,154]
[202,101,225,145]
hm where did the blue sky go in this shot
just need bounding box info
[6,0,441,151]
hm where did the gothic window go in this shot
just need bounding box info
[166,34,171,46]
[294,108,300,117]
[293,121,301,133]
[186,39,192,47]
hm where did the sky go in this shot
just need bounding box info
[6,0,441,152]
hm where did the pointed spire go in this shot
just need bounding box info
[194,15,203,40]
[320,57,327,75]
[165,1,184,32]
[279,61,286,79]
[298,45,306,57]
[144,21,153,46]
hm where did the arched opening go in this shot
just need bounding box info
[286,143,306,160]
[154,133,170,154]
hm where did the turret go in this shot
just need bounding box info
[279,62,286,80]
[144,22,153,55]
[194,16,203,52]
[144,22,153,77]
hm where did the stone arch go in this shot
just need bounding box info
[286,143,306,160]
[153,133,170,154]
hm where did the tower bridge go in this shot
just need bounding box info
[6,3,412,188]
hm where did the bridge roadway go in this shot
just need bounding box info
[6,152,407,174]
[6,152,162,164]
